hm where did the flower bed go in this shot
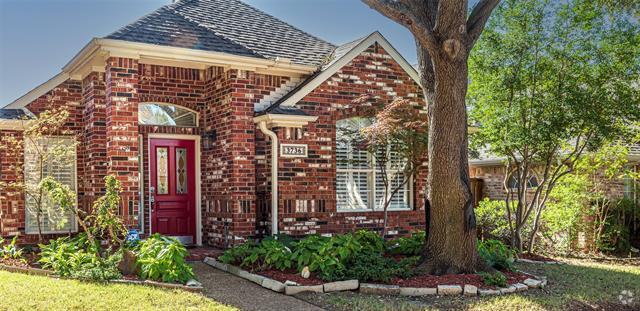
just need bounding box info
[517,253,560,264]
[204,256,546,297]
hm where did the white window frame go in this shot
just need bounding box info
[336,118,413,213]
[24,136,78,234]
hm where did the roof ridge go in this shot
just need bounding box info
[169,0,270,60]
[106,2,181,38]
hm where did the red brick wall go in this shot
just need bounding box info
[255,43,428,239]
[0,79,83,243]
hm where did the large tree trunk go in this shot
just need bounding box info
[417,44,480,275]
[362,0,500,275]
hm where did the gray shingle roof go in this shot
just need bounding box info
[106,0,336,67]
[0,109,30,120]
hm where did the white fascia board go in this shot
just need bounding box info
[4,72,70,109]
[278,31,422,108]
[469,158,508,167]
[253,114,318,128]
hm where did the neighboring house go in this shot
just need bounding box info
[469,146,640,202]
[0,0,427,247]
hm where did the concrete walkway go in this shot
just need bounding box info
[193,262,325,311]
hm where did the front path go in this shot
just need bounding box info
[193,262,325,311]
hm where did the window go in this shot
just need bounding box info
[507,173,539,189]
[138,103,198,127]
[623,165,638,203]
[336,118,411,211]
[24,137,77,234]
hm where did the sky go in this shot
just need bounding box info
[0,0,418,106]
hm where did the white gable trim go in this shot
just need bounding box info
[4,72,70,109]
[277,31,422,108]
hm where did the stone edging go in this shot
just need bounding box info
[203,257,547,297]
[0,263,203,292]
[517,258,563,265]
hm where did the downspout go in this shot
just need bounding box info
[258,121,279,236]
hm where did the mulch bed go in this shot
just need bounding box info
[257,269,325,286]
[390,270,529,289]
[0,258,31,269]
[519,253,557,262]
[255,268,530,289]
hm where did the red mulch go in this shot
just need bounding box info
[0,258,31,269]
[390,270,529,289]
[257,269,325,286]
[519,253,556,262]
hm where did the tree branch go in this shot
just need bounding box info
[467,0,501,46]
[362,0,438,50]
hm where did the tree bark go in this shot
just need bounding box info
[418,45,481,274]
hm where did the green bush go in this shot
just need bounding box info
[386,231,425,256]
[478,239,516,271]
[38,234,121,281]
[136,234,194,284]
[479,271,508,287]
[241,238,293,271]
[219,240,257,265]
[1,236,23,260]
[355,230,385,254]
[290,235,328,271]
[339,252,418,282]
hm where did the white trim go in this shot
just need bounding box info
[137,135,145,234]
[257,121,279,236]
[253,114,318,128]
[4,73,70,109]
[147,133,202,246]
[276,31,422,109]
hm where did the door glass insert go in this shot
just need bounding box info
[157,147,169,194]
[176,148,187,194]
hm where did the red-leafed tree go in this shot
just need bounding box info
[362,0,500,274]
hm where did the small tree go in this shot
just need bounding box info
[358,99,429,237]
[469,0,640,252]
[0,107,77,242]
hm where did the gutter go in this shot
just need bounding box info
[257,121,279,236]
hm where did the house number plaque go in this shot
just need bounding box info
[281,144,308,158]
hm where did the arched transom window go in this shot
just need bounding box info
[138,103,198,127]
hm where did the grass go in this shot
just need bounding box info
[0,270,237,311]
[299,258,640,311]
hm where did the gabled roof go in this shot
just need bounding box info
[0,108,31,120]
[260,31,422,114]
[106,0,336,67]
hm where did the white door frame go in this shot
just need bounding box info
[147,133,202,246]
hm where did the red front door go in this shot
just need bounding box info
[150,138,196,244]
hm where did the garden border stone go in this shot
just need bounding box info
[0,263,53,276]
[201,257,547,298]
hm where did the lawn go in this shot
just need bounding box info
[0,270,237,311]
[299,258,640,311]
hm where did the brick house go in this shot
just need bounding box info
[0,0,427,247]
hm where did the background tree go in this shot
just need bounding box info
[355,98,429,237]
[362,0,501,274]
[0,107,77,242]
[469,0,640,252]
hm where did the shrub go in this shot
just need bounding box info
[38,234,121,281]
[290,235,328,270]
[355,230,385,254]
[1,236,23,260]
[478,239,516,271]
[476,199,513,243]
[340,252,418,282]
[136,234,194,284]
[219,240,257,265]
[386,231,425,256]
[241,238,293,271]
[479,271,508,287]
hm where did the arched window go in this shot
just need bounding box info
[138,103,198,127]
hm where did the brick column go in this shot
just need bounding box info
[82,72,107,201]
[105,57,139,224]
